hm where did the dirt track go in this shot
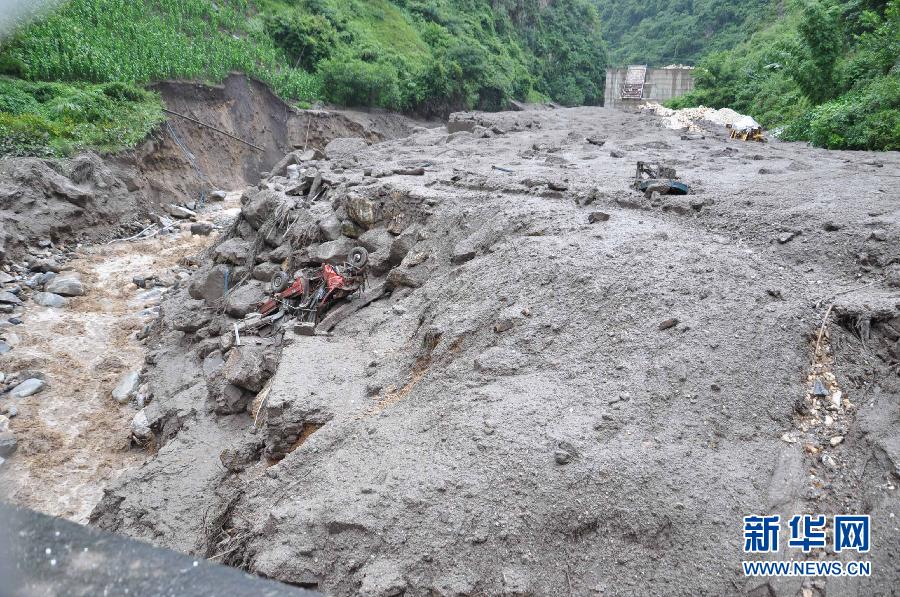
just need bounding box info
[33,106,900,595]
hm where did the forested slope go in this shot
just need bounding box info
[669,0,899,150]
[595,0,771,66]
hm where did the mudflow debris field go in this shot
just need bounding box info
[3,106,900,596]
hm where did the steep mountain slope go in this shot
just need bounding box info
[595,0,771,66]
[0,0,606,157]
[670,0,899,150]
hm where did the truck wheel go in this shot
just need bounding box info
[271,271,290,293]
[348,247,369,268]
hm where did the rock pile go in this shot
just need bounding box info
[132,138,432,446]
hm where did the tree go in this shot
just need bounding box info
[791,1,843,103]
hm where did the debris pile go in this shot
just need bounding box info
[640,102,764,139]
[131,137,433,447]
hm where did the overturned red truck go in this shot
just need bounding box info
[258,246,369,333]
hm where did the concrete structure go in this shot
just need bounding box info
[604,66,695,110]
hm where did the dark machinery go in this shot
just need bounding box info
[633,161,689,196]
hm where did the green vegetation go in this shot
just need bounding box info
[0,77,164,157]
[0,0,321,103]
[668,0,899,150]
[0,0,608,157]
[595,0,771,66]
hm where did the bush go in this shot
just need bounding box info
[319,57,402,109]
[666,0,899,151]
[263,11,337,71]
[0,76,165,157]
[799,75,900,150]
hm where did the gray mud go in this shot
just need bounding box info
[89,107,898,596]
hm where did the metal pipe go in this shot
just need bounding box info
[162,108,266,152]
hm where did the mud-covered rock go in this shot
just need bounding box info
[214,238,250,265]
[355,227,388,253]
[386,267,424,289]
[225,281,266,319]
[224,344,279,393]
[45,274,84,297]
[474,347,523,375]
[451,239,477,264]
[389,227,418,265]
[308,238,356,264]
[886,263,900,288]
[252,262,282,282]
[325,137,368,160]
[241,189,277,230]
[168,299,212,332]
[203,350,252,414]
[188,264,230,303]
[359,560,406,597]
[319,214,343,241]
[264,244,290,264]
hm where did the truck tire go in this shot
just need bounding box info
[271,271,290,293]
[348,246,369,268]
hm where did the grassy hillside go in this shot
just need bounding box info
[595,0,771,66]
[669,0,899,150]
[0,0,607,157]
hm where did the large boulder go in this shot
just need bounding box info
[45,274,85,297]
[203,350,254,415]
[252,262,282,282]
[224,344,279,394]
[389,227,419,266]
[318,214,342,242]
[188,264,230,303]
[359,228,393,274]
[324,137,368,160]
[346,194,379,229]
[241,189,277,230]
[44,167,93,207]
[168,299,213,332]
[214,238,250,265]
[225,281,267,319]
[307,238,356,264]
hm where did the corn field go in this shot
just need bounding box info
[1,0,321,101]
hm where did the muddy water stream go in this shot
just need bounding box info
[0,194,240,523]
